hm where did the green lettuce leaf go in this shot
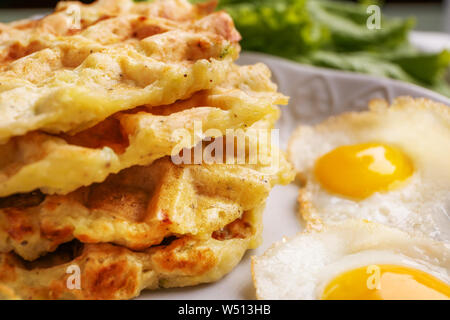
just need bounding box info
[217,0,450,96]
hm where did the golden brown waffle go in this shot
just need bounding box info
[4,0,214,37]
[0,0,296,300]
[0,63,287,197]
[0,205,264,300]
[0,137,293,261]
[0,0,241,142]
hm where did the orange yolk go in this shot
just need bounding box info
[322,265,450,300]
[314,143,413,199]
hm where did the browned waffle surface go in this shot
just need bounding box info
[0,205,263,300]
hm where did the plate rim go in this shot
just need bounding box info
[240,51,450,106]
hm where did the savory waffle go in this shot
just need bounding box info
[0,143,293,261]
[3,0,213,37]
[0,205,264,300]
[0,0,294,300]
[0,63,286,197]
[0,0,241,142]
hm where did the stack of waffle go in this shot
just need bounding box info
[0,0,293,299]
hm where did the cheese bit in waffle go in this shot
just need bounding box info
[0,205,264,300]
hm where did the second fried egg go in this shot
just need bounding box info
[252,220,450,300]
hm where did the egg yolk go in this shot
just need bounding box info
[322,265,450,300]
[314,143,413,199]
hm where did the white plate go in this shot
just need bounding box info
[139,52,450,300]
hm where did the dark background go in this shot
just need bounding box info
[0,0,444,9]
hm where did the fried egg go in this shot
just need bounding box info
[252,220,450,300]
[288,97,450,241]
